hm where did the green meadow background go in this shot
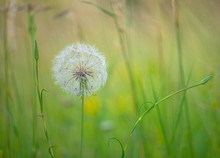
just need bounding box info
[0,0,220,157]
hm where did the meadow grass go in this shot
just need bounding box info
[27,7,38,157]
[172,0,193,157]
[28,7,54,157]
[0,0,219,158]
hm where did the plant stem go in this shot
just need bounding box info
[27,7,38,157]
[109,0,139,114]
[171,68,193,143]
[150,77,171,155]
[124,75,211,152]
[34,41,55,158]
[132,83,206,131]
[80,90,85,158]
[172,1,194,157]
[173,0,185,86]
[2,1,11,157]
[184,99,194,157]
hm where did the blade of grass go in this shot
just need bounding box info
[34,40,55,158]
[150,77,171,156]
[109,0,139,113]
[172,1,194,157]
[27,8,38,157]
[107,1,146,156]
[171,67,193,141]
[108,138,125,158]
[3,6,11,157]
[2,1,19,156]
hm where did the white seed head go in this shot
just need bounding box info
[52,43,107,96]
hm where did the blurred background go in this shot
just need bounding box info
[0,0,220,157]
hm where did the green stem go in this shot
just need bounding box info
[124,75,211,152]
[171,68,193,142]
[150,78,171,155]
[156,106,171,154]
[34,41,55,158]
[2,1,12,157]
[184,99,194,157]
[109,0,139,114]
[80,90,85,158]
[172,1,194,157]
[27,10,38,157]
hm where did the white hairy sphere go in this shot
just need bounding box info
[52,43,107,96]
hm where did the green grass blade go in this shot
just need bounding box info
[108,138,125,158]
[150,77,171,155]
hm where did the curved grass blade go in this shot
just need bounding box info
[108,138,125,158]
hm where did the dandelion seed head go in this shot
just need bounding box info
[53,43,107,96]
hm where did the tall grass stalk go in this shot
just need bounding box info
[108,1,149,156]
[34,40,55,158]
[27,7,38,157]
[2,1,12,157]
[172,0,185,85]
[171,68,192,140]
[152,2,172,156]
[150,78,171,156]
[108,0,139,113]
[172,0,193,157]
[155,4,171,154]
[2,10,19,153]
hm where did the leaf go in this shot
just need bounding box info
[108,138,125,158]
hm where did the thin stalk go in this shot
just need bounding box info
[155,1,171,156]
[155,106,171,155]
[173,0,185,86]
[109,0,139,113]
[172,1,193,157]
[157,28,165,77]
[27,8,38,157]
[2,1,11,157]
[150,78,171,155]
[34,41,55,158]
[109,1,147,156]
[171,68,193,142]
[132,82,199,132]
[80,91,85,158]
[153,1,170,149]
[184,98,194,156]
[124,75,212,152]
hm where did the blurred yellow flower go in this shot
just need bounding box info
[85,97,100,116]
